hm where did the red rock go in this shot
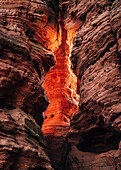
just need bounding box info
[42,22,79,135]
[0,108,53,169]
[67,0,121,169]
[0,0,56,169]
[0,0,121,169]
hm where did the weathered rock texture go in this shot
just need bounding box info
[42,26,79,135]
[0,0,57,169]
[0,108,52,169]
[0,0,121,170]
[42,6,79,169]
[42,42,79,133]
[66,0,121,169]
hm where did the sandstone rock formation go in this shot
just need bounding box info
[42,25,79,135]
[67,0,121,169]
[0,0,56,169]
[0,108,53,169]
[0,0,121,170]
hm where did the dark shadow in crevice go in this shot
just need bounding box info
[76,127,121,154]
[109,0,115,3]
[32,59,41,79]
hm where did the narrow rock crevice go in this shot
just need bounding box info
[76,127,121,154]
[42,21,79,134]
[0,0,121,169]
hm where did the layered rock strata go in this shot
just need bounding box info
[0,0,121,170]
[42,16,79,169]
[42,27,79,135]
[66,0,121,169]
[0,0,58,169]
[0,108,53,169]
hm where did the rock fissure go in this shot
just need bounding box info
[0,0,121,169]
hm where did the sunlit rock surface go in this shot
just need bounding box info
[0,0,121,170]
[42,40,79,135]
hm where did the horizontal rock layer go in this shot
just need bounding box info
[0,0,59,169]
[67,0,121,169]
[0,0,121,170]
[42,42,79,134]
[0,108,53,169]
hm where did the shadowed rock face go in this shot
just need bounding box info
[0,0,121,169]
[0,0,57,169]
[67,0,121,169]
[0,108,53,169]
[76,127,121,154]
[0,0,57,126]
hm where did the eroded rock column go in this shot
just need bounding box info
[42,21,79,135]
[41,20,79,169]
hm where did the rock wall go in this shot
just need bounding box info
[0,0,121,170]
[67,0,121,169]
[0,0,57,169]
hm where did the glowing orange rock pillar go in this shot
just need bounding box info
[42,42,79,135]
[42,20,79,135]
